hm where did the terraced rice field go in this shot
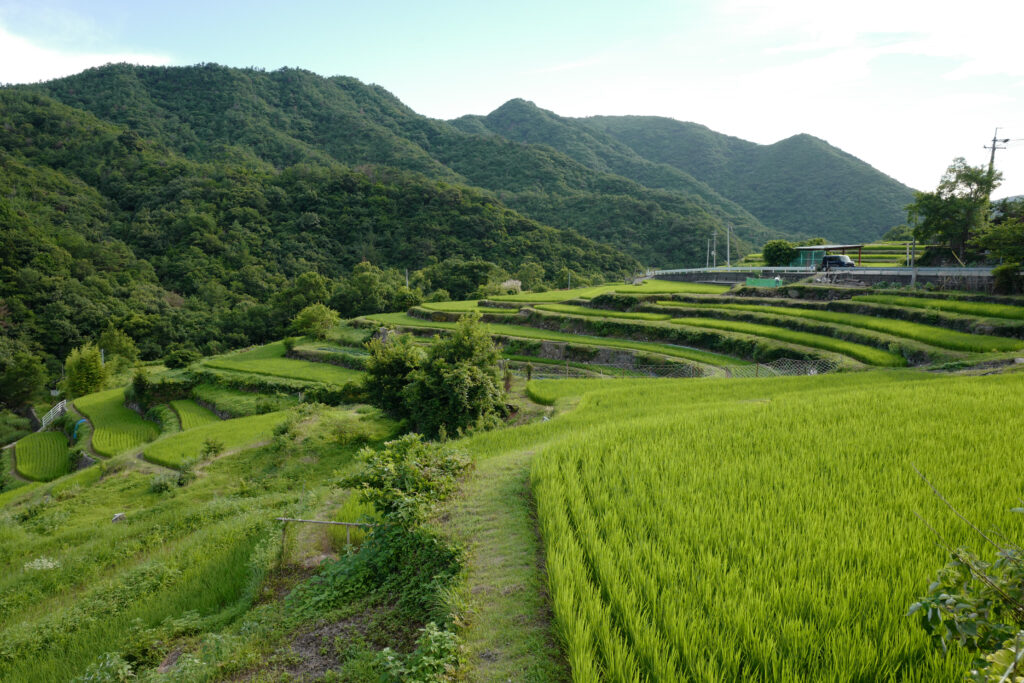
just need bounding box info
[853,294,1024,320]
[658,301,1024,353]
[534,304,672,321]
[203,341,364,385]
[363,312,747,366]
[670,317,906,366]
[14,432,69,481]
[74,388,159,457]
[421,301,514,313]
[492,280,730,302]
[170,400,221,430]
[190,384,299,418]
[528,371,1024,680]
[143,410,290,469]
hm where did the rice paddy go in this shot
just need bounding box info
[142,410,290,469]
[534,304,672,322]
[169,399,221,430]
[74,388,159,457]
[14,432,69,481]
[852,294,1024,320]
[528,371,1024,681]
[203,341,364,385]
[362,312,748,366]
[492,280,731,302]
[658,301,1024,353]
[670,317,907,366]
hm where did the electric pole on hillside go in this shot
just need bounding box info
[985,128,1011,175]
[726,224,731,268]
[712,232,717,268]
[706,239,710,269]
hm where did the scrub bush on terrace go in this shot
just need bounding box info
[531,372,1024,681]
[74,388,159,457]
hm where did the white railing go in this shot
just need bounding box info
[39,399,67,430]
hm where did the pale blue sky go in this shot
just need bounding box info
[2,0,1022,198]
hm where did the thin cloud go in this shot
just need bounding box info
[0,23,173,85]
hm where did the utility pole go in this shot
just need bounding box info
[985,128,1011,174]
[712,232,717,268]
[706,239,710,269]
[726,224,731,268]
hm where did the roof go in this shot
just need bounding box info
[792,244,864,251]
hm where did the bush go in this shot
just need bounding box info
[403,313,507,439]
[291,303,341,340]
[993,262,1024,295]
[164,348,201,369]
[762,240,798,267]
[363,332,423,418]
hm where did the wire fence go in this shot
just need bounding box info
[505,358,838,380]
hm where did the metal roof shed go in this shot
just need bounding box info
[791,244,864,267]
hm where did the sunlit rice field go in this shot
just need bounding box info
[169,399,221,430]
[528,371,1024,681]
[14,432,69,481]
[143,411,290,469]
[203,341,364,385]
[74,388,159,457]
[852,294,1024,321]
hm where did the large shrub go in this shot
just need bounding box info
[762,240,798,267]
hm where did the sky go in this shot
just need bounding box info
[1,0,1022,199]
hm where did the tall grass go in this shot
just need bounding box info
[170,399,221,430]
[670,317,906,366]
[74,388,159,457]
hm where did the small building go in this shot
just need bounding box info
[791,244,864,268]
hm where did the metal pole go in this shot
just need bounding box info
[911,237,918,288]
[726,224,731,268]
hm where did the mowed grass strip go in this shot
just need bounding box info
[659,301,1024,353]
[203,341,363,385]
[853,294,1024,320]
[363,312,747,366]
[535,303,671,321]
[15,432,69,481]
[143,411,290,469]
[170,400,221,431]
[74,388,159,457]
[670,317,906,366]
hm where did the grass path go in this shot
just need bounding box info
[445,447,569,683]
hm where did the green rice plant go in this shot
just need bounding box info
[670,317,906,366]
[526,371,1024,681]
[421,300,510,313]
[203,341,364,385]
[190,384,298,418]
[493,280,730,303]
[74,388,159,457]
[170,399,221,431]
[142,411,290,469]
[362,312,746,366]
[659,301,1024,353]
[534,303,672,321]
[853,294,1024,320]
[14,432,69,482]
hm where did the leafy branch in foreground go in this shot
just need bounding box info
[910,469,1024,682]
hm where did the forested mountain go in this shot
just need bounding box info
[581,116,915,243]
[0,89,634,371]
[1,62,915,383]
[28,64,766,266]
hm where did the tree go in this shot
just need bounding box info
[516,261,546,291]
[363,332,424,418]
[0,338,46,410]
[403,313,507,438]
[762,240,797,267]
[290,303,341,340]
[907,158,1002,261]
[62,343,107,398]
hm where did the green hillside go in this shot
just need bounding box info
[582,115,916,243]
